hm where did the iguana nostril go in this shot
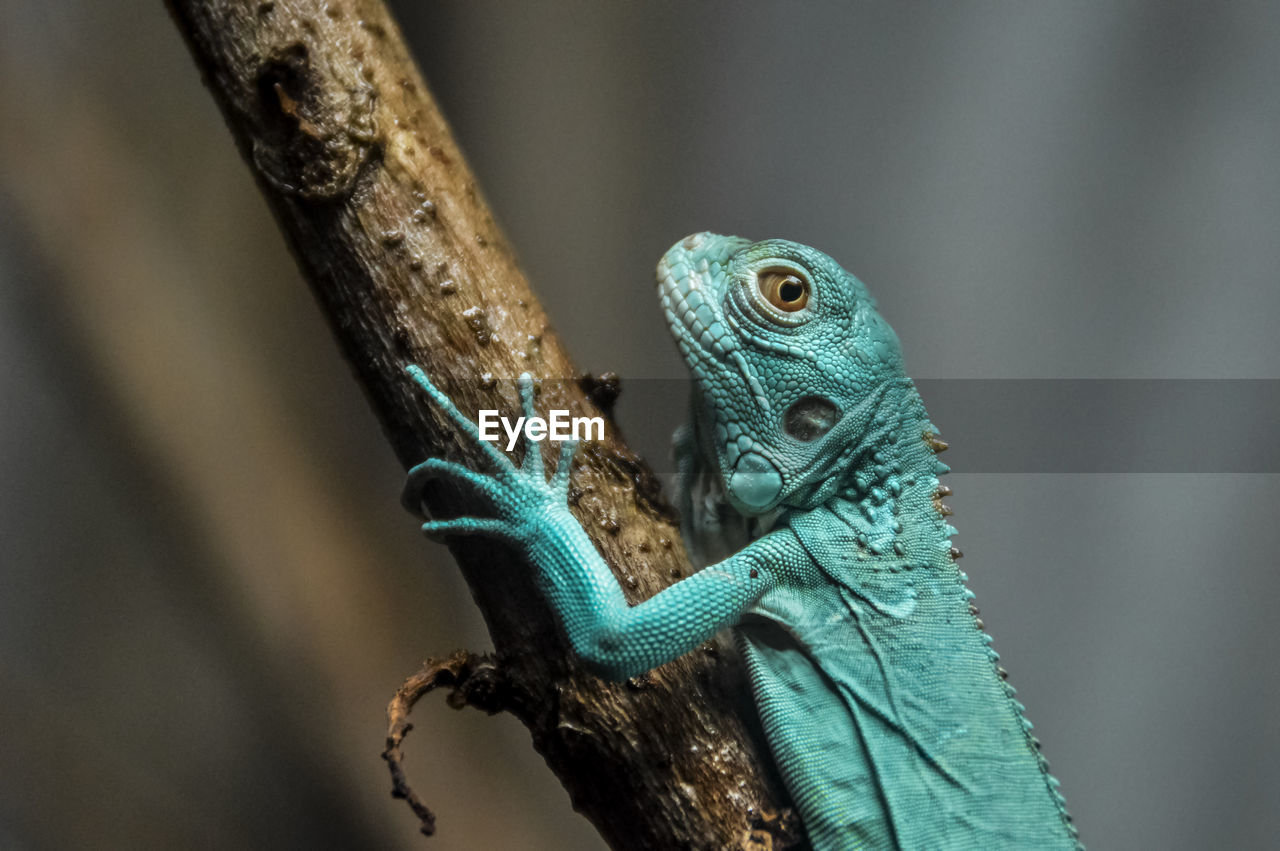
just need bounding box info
[728,452,783,510]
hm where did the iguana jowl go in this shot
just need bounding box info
[403,234,1079,849]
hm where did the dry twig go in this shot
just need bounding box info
[165,1,804,847]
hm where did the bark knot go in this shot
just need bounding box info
[251,40,378,201]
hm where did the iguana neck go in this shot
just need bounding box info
[841,382,1078,837]
[789,378,956,568]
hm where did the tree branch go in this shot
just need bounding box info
[164,1,805,848]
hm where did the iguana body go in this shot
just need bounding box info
[403,234,1079,849]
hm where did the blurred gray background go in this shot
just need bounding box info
[2,1,1278,848]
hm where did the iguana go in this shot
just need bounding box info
[402,234,1080,849]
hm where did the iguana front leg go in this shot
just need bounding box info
[402,365,804,680]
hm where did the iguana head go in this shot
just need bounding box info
[658,232,911,516]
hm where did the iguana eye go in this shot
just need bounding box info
[758,270,810,312]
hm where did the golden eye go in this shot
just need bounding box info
[758,270,810,312]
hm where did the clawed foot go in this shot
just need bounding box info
[401,366,577,547]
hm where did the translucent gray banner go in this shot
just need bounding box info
[598,379,1280,474]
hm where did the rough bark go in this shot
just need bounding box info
[164,2,805,848]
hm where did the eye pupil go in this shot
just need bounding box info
[779,281,804,302]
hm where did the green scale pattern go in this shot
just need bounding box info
[403,234,1080,850]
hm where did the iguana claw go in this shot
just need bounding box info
[401,366,577,547]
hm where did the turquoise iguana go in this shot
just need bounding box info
[402,234,1079,849]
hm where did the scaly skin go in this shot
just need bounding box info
[403,234,1080,850]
